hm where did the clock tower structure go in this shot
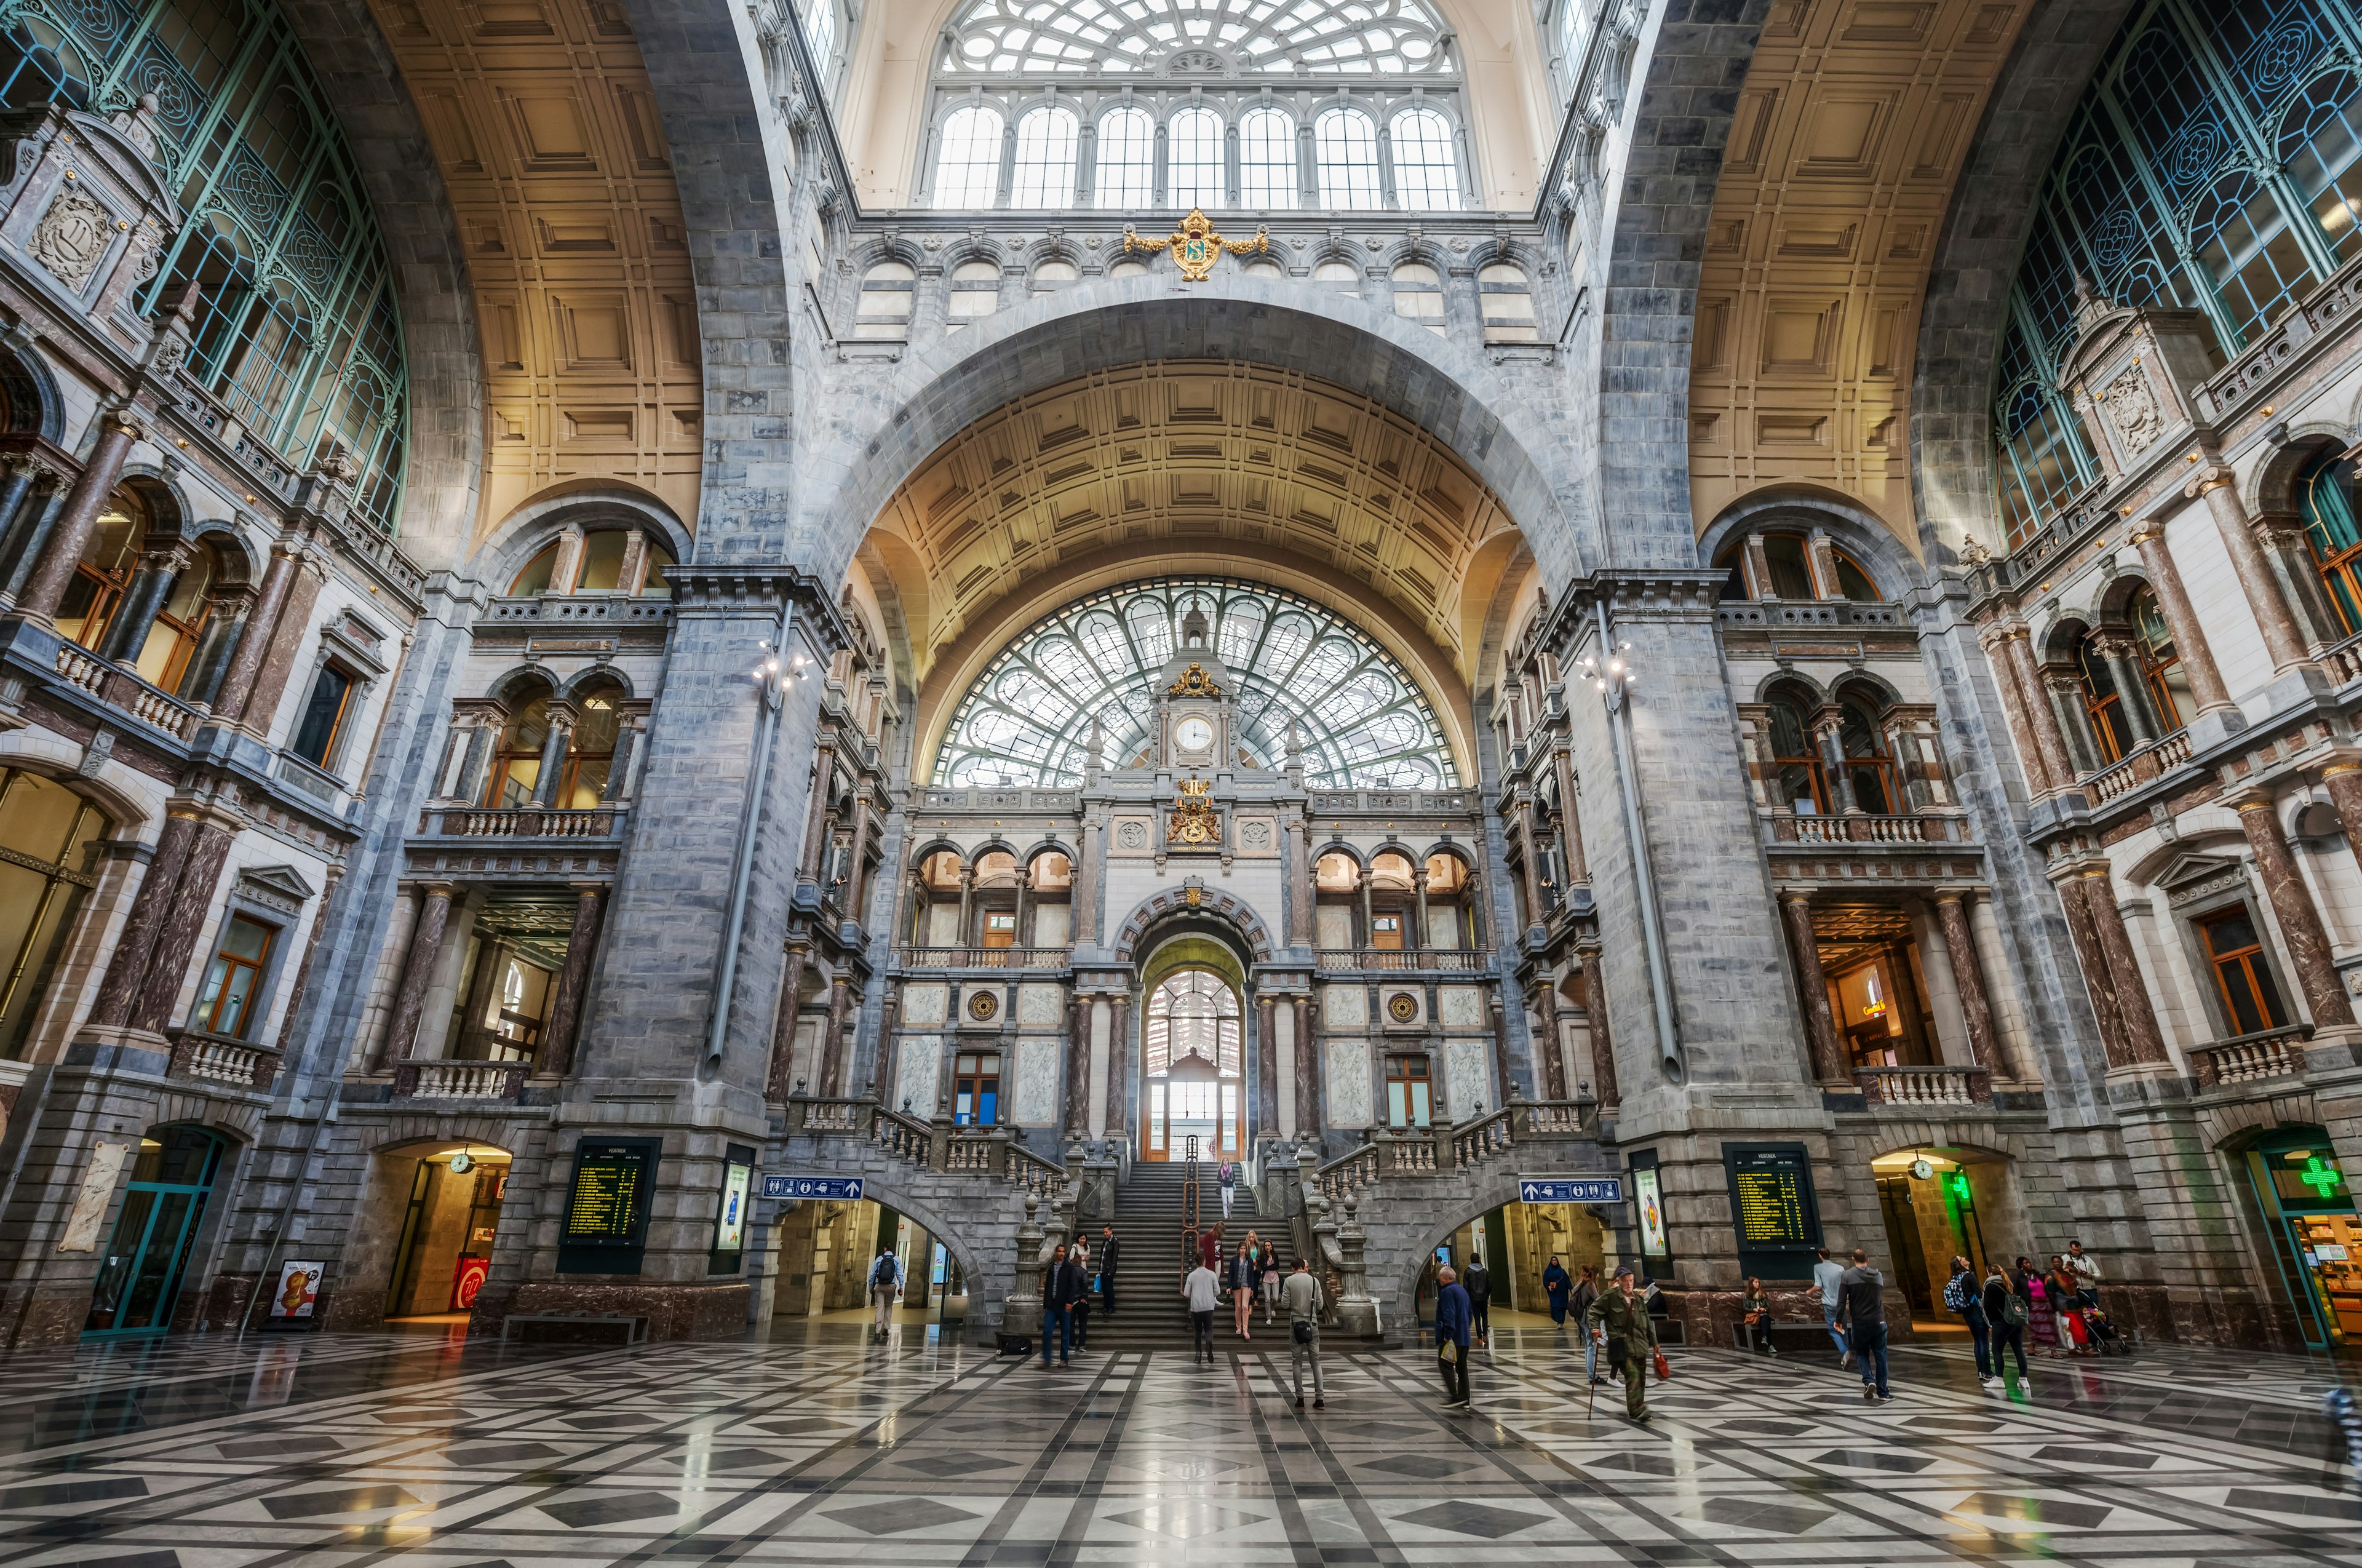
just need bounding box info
[1156,602,1243,774]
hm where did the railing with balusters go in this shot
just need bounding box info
[1315,949,1490,972]
[395,1059,530,1100]
[2192,1026,2310,1088]
[166,1030,280,1090]
[899,946,1068,969]
[418,806,624,838]
[52,642,104,695]
[873,1105,932,1164]
[1313,1100,1596,1202]
[1852,1065,1992,1107]
[1765,813,1971,846]
[50,644,201,740]
[789,1096,1071,1198]
[2086,730,2195,806]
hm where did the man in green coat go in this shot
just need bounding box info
[1584,1264,1656,1423]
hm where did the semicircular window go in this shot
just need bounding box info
[932,576,1459,790]
[937,0,1452,76]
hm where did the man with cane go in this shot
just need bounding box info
[1585,1265,1656,1424]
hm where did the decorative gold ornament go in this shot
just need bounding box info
[1170,777,1219,847]
[1387,992,1419,1023]
[1124,209,1268,282]
[1186,886,1203,907]
[968,990,998,1021]
[1168,661,1222,698]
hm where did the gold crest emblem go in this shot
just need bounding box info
[1124,208,1269,282]
[1169,777,1219,846]
[1167,661,1222,698]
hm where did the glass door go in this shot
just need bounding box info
[85,1128,225,1337]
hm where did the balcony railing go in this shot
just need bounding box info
[52,643,201,741]
[2192,1025,2310,1088]
[165,1029,280,1090]
[418,806,625,838]
[1853,1065,1992,1106]
[1714,599,1908,629]
[1314,1099,1595,1201]
[1316,947,1491,972]
[1765,813,1973,846]
[790,1095,1072,1198]
[2086,730,2194,806]
[395,1059,530,1100]
[899,945,1067,969]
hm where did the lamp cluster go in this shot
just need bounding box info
[1580,640,1638,696]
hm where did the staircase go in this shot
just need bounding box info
[1081,1161,1295,1353]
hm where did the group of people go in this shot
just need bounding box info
[1941,1243,2108,1385]
[1182,1243,1330,1406]
[1033,1223,1127,1367]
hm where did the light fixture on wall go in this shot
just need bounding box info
[1578,641,1638,703]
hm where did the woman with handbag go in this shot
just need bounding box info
[1741,1276,1776,1355]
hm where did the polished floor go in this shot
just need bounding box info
[0,1319,2356,1565]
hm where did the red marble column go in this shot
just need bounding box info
[1533,981,1567,1100]
[1068,991,1096,1136]
[2128,520,2237,718]
[798,745,836,882]
[233,555,324,739]
[2002,629,2080,790]
[1781,891,1850,1084]
[2077,868,2171,1064]
[209,540,298,727]
[536,883,606,1077]
[2323,759,2362,882]
[1255,993,1278,1131]
[820,971,854,1096]
[14,413,137,623]
[126,819,237,1035]
[2234,792,2357,1030]
[1977,623,2058,797]
[2192,466,2311,673]
[379,883,454,1067]
[765,942,809,1100]
[1289,993,1316,1139]
[1580,944,1618,1112]
[2051,873,2130,1067]
[86,811,198,1030]
[1934,890,2003,1077]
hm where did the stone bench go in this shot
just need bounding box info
[504,1313,649,1346]
[1729,1319,1840,1356]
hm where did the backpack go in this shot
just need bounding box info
[872,1257,897,1291]
[1942,1271,1970,1313]
[2000,1283,2027,1326]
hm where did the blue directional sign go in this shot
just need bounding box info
[761,1176,864,1201]
[1519,1176,1623,1204]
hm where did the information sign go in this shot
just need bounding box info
[558,1137,659,1274]
[760,1175,865,1201]
[1517,1176,1624,1204]
[1722,1142,1822,1274]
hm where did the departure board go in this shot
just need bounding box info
[1733,1161,1810,1246]
[565,1140,656,1245]
[1722,1143,1821,1274]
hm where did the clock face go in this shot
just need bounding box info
[1175,715,1215,752]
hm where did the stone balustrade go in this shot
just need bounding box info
[2191,1027,2310,1089]
[417,806,626,839]
[394,1059,530,1101]
[899,945,1067,969]
[166,1030,279,1091]
[52,641,104,694]
[1765,813,1971,846]
[1315,948,1491,972]
[1314,1099,1594,1201]
[1853,1065,1992,1107]
[2086,729,2194,805]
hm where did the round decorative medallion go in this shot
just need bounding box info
[1241,819,1272,850]
[968,990,999,1021]
[1117,820,1149,851]
[1386,992,1418,1023]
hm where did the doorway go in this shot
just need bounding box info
[1139,968,1244,1162]
[771,1198,948,1326]
[84,1126,227,1337]
[2240,1128,2361,1348]
[384,1145,511,1323]
[1871,1147,2004,1322]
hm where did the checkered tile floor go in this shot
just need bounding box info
[0,1322,2355,1564]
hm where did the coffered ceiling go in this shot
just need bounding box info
[362,0,704,549]
[861,360,1524,694]
[1687,0,2032,550]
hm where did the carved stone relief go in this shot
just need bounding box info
[31,186,116,290]
[2101,367,2164,455]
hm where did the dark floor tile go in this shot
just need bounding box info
[258,1484,421,1519]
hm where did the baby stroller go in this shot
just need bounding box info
[2082,1303,2134,1356]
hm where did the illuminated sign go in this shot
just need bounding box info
[760,1175,864,1201]
[716,1161,751,1252]
[1519,1177,1625,1204]
[450,1254,490,1310]
[1724,1143,1822,1269]
[563,1140,655,1245]
[1635,1168,1668,1257]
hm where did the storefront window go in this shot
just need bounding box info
[0,767,106,1059]
[2242,1132,2360,1348]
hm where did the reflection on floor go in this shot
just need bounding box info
[0,1323,2353,1564]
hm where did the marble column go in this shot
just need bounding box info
[2192,466,2312,673]
[1285,813,1313,945]
[1934,889,2003,1078]
[821,971,854,1096]
[537,884,606,1077]
[125,817,237,1035]
[1067,992,1093,1136]
[96,540,191,667]
[1811,708,1858,813]
[1532,981,1566,1100]
[2001,626,2079,792]
[1552,744,1588,883]
[956,867,974,947]
[1255,993,1278,1131]
[1487,993,1516,1105]
[530,704,575,809]
[1290,993,1316,1140]
[2321,758,2362,882]
[1780,891,1849,1084]
[2078,867,2171,1064]
[1978,623,2061,795]
[798,745,837,882]
[1579,943,1618,1112]
[2234,790,2357,1030]
[1743,532,1775,599]
[0,455,47,571]
[14,412,137,623]
[179,581,257,710]
[0,460,63,600]
[207,541,297,725]
[766,942,810,1101]
[2091,632,2159,747]
[2041,665,2104,778]
[380,883,455,1067]
[2128,520,2237,718]
[1807,528,1843,599]
[227,546,324,736]
[1513,805,1545,930]
[1076,811,1104,947]
[85,811,198,1030]
[1105,990,1131,1139]
[2052,872,2131,1068]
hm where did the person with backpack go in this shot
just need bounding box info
[868,1246,902,1340]
[1837,1248,1891,1403]
[1944,1254,1994,1386]
[1283,1255,1326,1409]
[1983,1260,2027,1385]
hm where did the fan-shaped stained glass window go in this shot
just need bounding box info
[932,577,1460,790]
[937,0,1453,76]
[1143,970,1240,1078]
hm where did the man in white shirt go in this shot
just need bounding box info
[1183,1258,1220,1364]
[2064,1241,2101,1310]
[1281,1256,1326,1409]
[869,1248,902,1340]
[1812,1246,1850,1366]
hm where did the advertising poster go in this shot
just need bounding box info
[269,1259,324,1318]
[1636,1168,1668,1256]
[716,1161,751,1252]
[450,1254,490,1310]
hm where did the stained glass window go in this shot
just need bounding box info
[932,576,1460,789]
[937,0,1452,77]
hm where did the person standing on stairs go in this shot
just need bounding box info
[1230,1238,1257,1340]
[1261,1236,1283,1324]
[1070,1236,1091,1351]
[1219,1160,1236,1220]
[1099,1224,1119,1321]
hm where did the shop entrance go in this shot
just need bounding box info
[384,1145,511,1324]
[1871,1147,2004,1321]
[84,1126,228,1338]
[771,1198,957,1328]
[2241,1128,2360,1348]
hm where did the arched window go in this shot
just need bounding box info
[853,260,917,338]
[798,0,836,82]
[485,690,555,808]
[948,258,1001,326]
[507,531,677,598]
[933,103,1004,209]
[1479,262,1535,343]
[1314,107,1381,210]
[1558,0,1594,76]
[1032,258,1079,296]
[2299,450,2362,635]
[1011,105,1078,209]
[138,544,218,694]
[1391,260,1444,332]
[2189,169,2310,342]
[1764,691,1827,813]
[936,0,1451,76]
[1390,105,1458,211]
[1836,696,1893,814]
[1314,258,1359,296]
[563,680,626,808]
[0,766,106,1059]
[1094,104,1155,209]
[1239,105,1297,209]
[1167,105,1225,209]
[1142,969,1241,1159]
[52,488,149,657]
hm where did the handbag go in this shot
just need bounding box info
[1293,1319,1313,1344]
[1653,1347,1672,1380]
[1440,1340,1459,1364]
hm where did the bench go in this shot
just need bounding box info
[1729,1319,1841,1356]
[504,1312,648,1346]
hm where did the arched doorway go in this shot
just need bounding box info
[382,1142,513,1325]
[84,1126,228,1338]
[1140,965,1244,1163]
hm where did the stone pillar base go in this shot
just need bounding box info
[474,1280,752,1342]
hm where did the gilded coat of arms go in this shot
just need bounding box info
[1169,776,1219,846]
[1124,208,1268,282]
[1168,661,1221,697]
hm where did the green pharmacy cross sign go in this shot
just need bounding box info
[2299,1155,2345,1200]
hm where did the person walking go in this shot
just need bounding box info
[2018,1255,2058,1358]
[1283,1255,1327,1409]
[1813,1245,1850,1366]
[1983,1259,2028,1386]
[1466,1256,1492,1349]
[868,1246,902,1341]
[1199,1224,1222,1273]
[1570,1265,1605,1385]
[1184,1252,1220,1364]
[1837,1248,1890,1403]
[1040,1243,1084,1369]
[1098,1224,1120,1320]
[1584,1265,1656,1423]
[1741,1276,1776,1356]
[1219,1160,1237,1220]
[1260,1237,1283,1324]
[1543,1256,1571,1327]
[1230,1239,1257,1340]
[1434,1264,1474,1411]
[1070,1236,1092,1351]
[1945,1254,1993,1387]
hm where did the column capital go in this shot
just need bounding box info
[1931,885,1974,906]
[2225,787,2278,816]
[2185,463,2236,499]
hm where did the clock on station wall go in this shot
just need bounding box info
[1174,715,1215,754]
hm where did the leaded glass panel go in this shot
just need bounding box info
[937,0,1453,77]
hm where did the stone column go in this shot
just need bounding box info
[2090,633,2158,747]
[1487,992,1516,1105]
[1255,992,1278,1131]
[1532,981,1565,1100]
[2051,872,2129,1067]
[602,712,643,804]
[1356,866,1375,946]
[2254,507,2351,651]
[821,971,854,1096]
[530,703,575,808]
[1934,889,2003,1077]
[453,714,496,803]
[2323,758,2362,882]
[1513,804,1545,932]
[84,811,198,1031]
[1810,707,1858,813]
[1806,528,1842,599]
[798,744,837,882]
[230,547,325,738]
[0,455,46,570]
[14,410,138,623]
[1105,990,1131,1139]
[2234,790,2358,1030]
[766,942,809,1101]
[96,539,192,666]
[2077,866,2171,1065]
[179,580,256,710]
[1552,744,1588,883]
[1978,623,2060,795]
[2001,625,2078,792]
[1067,991,1093,1136]
[1076,810,1104,947]
[380,882,455,1067]
[548,523,585,595]
[1286,813,1313,945]
[125,816,237,1035]
[1290,993,1317,1139]
[207,539,297,724]
[537,883,606,1077]
[2192,466,2312,673]
[616,529,649,596]
[1780,891,1848,1084]
[1743,532,1775,599]
[2128,520,2237,718]
[1579,942,1618,1112]
[0,460,63,600]
[847,789,875,921]
[956,866,975,947]
[2040,665,2104,778]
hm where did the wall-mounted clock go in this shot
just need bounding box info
[1175,715,1215,752]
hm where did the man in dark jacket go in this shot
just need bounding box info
[1040,1243,1085,1369]
[1465,1258,1492,1348]
[1098,1224,1119,1319]
[1585,1265,1655,1422]
[1946,1253,1994,1388]
[1434,1264,1474,1411]
[1837,1248,1890,1403]
[1982,1260,2027,1385]
[1570,1266,1605,1385]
